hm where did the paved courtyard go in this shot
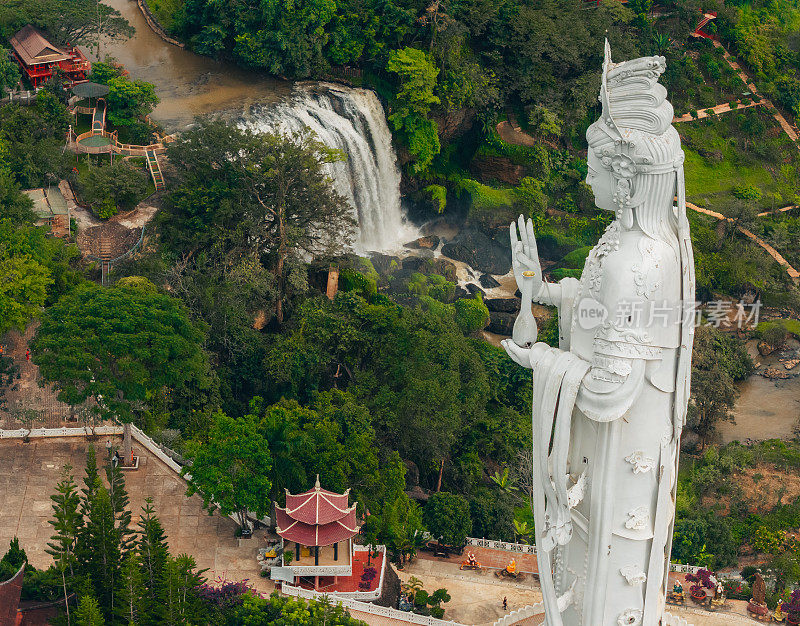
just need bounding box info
[399,558,542,625]
[0,436,274,594]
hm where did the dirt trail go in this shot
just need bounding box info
[686,202,800,282]
[711,39,800,144]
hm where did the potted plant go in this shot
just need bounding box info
[783,589,800,625]
[685,569,716,604]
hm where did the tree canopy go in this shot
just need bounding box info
[184,411,273,529]
[424,491,472,547]
[31,279,213,424]
[161,119,355,322]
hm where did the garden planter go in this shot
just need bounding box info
[691,590,707,604]
[748,601,769,616]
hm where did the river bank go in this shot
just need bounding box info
[93,0,291,131]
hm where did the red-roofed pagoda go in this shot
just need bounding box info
[274,477,359,589]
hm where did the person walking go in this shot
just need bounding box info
[25,349,30,361]
[503,597,508,611]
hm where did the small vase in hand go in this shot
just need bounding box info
[513,279,538,347]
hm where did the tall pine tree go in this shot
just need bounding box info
[162,554,205,625]
[137,498,169,624]
[46,465,82,626]
[117,551,146,625]
[74,592,104,626]
[106,455,134,554]
[82,485,122,621]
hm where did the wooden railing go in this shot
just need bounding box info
[69,126,167,157]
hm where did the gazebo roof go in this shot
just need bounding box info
[283,477,352,525]
[71,82,110,99]
[275,507,359,547]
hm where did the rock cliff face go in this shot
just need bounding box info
[469,156,525,185]
[441,229,512,275]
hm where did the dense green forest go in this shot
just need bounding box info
[4,0,800,614]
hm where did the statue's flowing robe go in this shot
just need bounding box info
[529,195,694,626]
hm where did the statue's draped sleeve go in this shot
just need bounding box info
[534,277,581,351]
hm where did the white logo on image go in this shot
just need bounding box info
[577,297,608,330]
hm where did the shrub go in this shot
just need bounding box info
[339,268,377,301]
[783,589,800,620]
[560,246,591,269]
[752,526,784,555]
[732,183,763,201]
[550,268,582,281]
[454,294,489,334]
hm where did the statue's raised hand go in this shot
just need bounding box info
[510,215,543,297]
[510,215,541,347]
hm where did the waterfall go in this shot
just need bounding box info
[245,82,417,253]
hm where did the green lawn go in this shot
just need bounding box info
[684,147,773,198]
[680,109,800,216]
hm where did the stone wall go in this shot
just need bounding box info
[137,0,185,48]
[0,564,24,626]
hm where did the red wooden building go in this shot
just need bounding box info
[9,25,90,87]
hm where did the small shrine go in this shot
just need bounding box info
[274,477,359,590]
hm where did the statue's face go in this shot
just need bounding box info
[586,150,615,212]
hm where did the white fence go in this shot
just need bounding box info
[492,602,543,626]
[282,585,462,625]
[1,88,40,104]
[0,425,122,439]
[465,537,537,555]
[662,612,692,626]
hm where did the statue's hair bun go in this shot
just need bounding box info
[605,56,673,135]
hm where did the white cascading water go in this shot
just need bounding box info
[245,82,418,253]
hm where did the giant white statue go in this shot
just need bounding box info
[503,43,695,626]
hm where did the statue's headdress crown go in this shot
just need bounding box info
[593,40,682,181]
[600,39,671,138]
[590,41,685,219]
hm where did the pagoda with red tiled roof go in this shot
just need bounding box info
[273,477,359,589]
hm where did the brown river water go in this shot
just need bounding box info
[91,0,292,130]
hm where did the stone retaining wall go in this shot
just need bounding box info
[137,0,185,48]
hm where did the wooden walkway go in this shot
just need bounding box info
[673,98,764,123]
[145,148,165,190]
